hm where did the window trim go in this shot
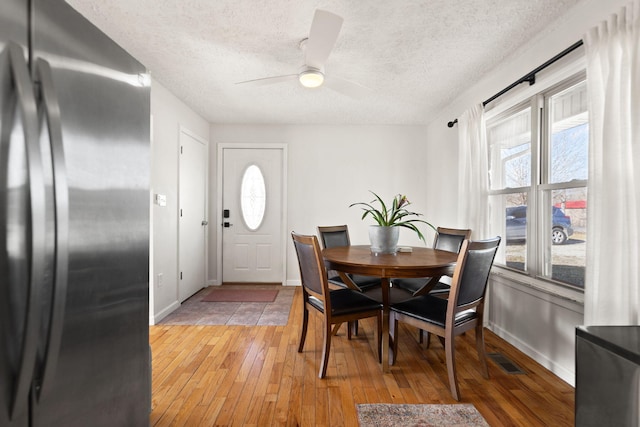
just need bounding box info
[491,266,585,305]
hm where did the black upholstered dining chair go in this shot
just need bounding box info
[392,227,471,296]
[292,232,382,378]
[317,225,382,292]
[392,227,472,344]
[389,236,501,400]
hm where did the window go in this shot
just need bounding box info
[240,164,266,230]
[487,76,588,289]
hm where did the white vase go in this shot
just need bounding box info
[368,225,400,255]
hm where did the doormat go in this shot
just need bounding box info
[356,403,489,427]
[201,289,279,302]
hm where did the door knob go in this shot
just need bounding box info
[223,222,233,228]
[201,220,208,226]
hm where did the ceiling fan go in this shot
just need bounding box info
[235,9,369,98]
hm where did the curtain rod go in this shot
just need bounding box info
[447,39,584,128]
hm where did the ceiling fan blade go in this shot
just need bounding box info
[323,76,370,99]
[235,74,297,86]
[305,10,343,69]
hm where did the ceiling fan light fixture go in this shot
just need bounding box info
[299,69,324,88]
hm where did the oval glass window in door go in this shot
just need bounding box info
[240,164,266,230]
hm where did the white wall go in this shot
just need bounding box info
[422,0,632,386]
[209,125,436,285]
[150,79,209,323]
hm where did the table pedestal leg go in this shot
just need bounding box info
[381,277,390,373]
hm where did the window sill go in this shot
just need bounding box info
[491,266,584,305]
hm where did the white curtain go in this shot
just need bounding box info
[584,0,640,325]
[457,104,490,239]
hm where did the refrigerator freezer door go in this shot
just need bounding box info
[29,1,151,426]
[1,2,44,426]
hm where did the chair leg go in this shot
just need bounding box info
[339,321,359,340]
[475,322,489,379]
[390,314,399,365]
[331,323,342,336]
[444,334,460,401]
[319,318,332,378]
[298,306,309,353]
[419,330,431,348]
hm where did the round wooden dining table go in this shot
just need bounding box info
[322,245,458,372]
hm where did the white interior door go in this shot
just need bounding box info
[222,148,283,283]
[179,129,207,301]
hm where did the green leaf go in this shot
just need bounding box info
[350,191,436,239]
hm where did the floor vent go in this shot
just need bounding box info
[487,353,526,375]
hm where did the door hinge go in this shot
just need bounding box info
[180,146,183,154]
[180,209,183,217]
[180,272,183,280]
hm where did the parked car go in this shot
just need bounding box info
[506,206,573,244]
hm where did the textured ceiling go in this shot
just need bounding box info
[65,0,583,125]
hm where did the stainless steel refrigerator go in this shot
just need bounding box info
[1,0,151,426]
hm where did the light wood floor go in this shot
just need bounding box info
[150,287,574,426]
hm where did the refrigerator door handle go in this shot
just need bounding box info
[3,42,47,420]
[33,58,69,400]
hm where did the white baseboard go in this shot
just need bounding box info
[153,300,181,324]
[285,279,301,287]
[488,322,575,387]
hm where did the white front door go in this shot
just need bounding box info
[179,129,207,301]
[221,147,284,283]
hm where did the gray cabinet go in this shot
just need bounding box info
[576,326,640,427]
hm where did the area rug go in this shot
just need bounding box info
[159,286,294,326]
[356,404,489,427]
[201,289,279,302]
